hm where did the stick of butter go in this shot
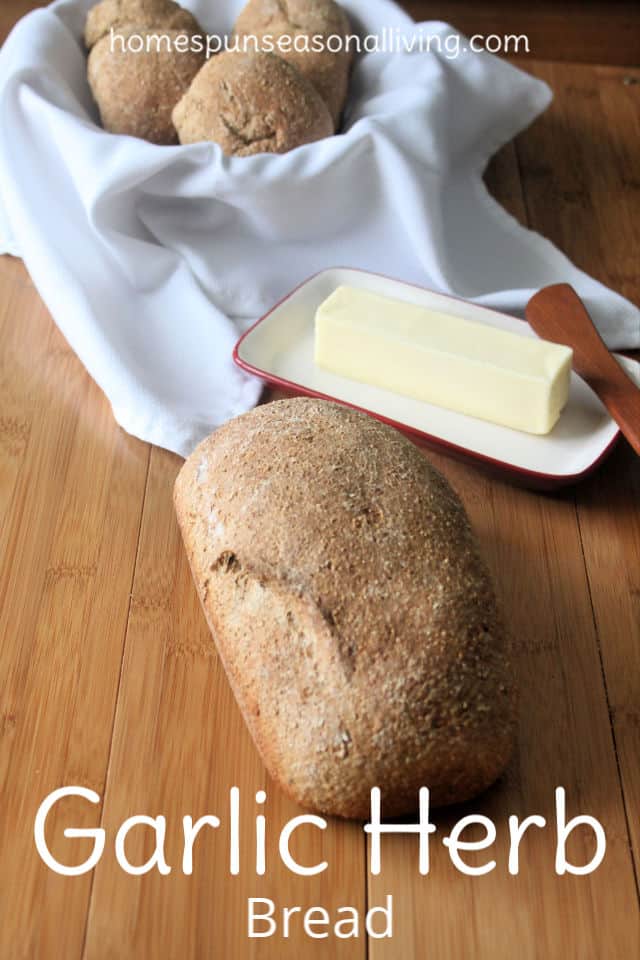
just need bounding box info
[314,286,573,435]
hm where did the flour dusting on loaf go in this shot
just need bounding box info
[174,398,516,818]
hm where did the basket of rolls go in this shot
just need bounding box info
[85,0,358,151]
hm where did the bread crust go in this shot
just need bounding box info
[174,398,517,819]
[234,0,354,127]
[172,51,333,155]
[88,29,206,144]
[85,0,201,50]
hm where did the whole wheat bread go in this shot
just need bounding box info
[174,398,516,819]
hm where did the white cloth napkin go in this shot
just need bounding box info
[1,0,638,457]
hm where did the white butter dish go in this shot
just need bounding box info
[234,268,638,488]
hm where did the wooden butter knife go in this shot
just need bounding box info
[526,283,640,456]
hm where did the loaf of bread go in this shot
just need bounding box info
[88,29,205,144]
[172,51,333,155]
[174,398,516,818]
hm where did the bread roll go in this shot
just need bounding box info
[174,398,516,819]
[172,51,334,155]
[88,29,205,144]
[85,0,201,50]
[234,0,353,127]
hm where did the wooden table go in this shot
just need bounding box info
[1,3,639,957]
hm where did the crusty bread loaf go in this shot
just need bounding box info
[174,398,516,819]
[85,0,201,50]
[88,29,205,144]
[172,51,333,155]
[234,0,353,127]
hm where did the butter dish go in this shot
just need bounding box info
[233,269,639,488]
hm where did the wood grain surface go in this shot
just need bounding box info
[0,3,639,958]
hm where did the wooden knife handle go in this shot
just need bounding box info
[526,284,640,456]
[583,357,640,456]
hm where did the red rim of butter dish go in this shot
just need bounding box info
[232,268,621,490]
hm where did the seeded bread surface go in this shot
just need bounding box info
[174,398,516,819]
[234,0,353,127]
[172,51,333,155]
[88,29,206,144]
